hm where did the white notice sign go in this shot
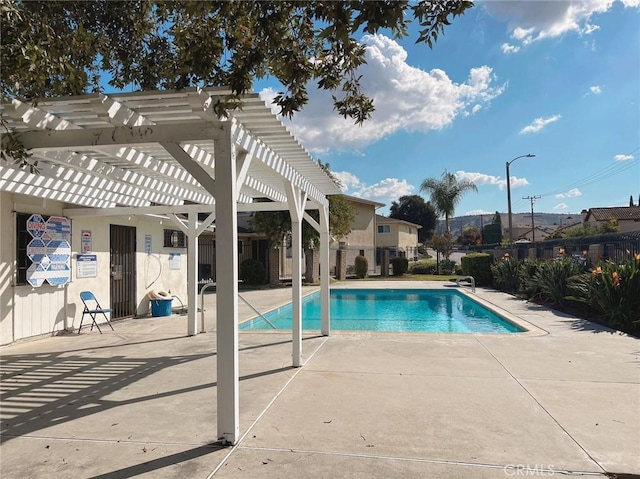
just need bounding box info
[169,253,181,270]
[76,254,97,279]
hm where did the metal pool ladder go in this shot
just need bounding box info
[455,275,476,293]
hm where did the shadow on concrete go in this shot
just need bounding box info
[0,352,211,444]
[46,334,194,354]
[0,336,304,444]
[88,442,227,479]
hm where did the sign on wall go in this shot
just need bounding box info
[25,213,72,287]
[169,253,181,270]
[81,230,92,253]
[76,254,97,278]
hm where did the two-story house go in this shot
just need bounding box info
[375,215,422,261]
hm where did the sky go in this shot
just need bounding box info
[257,0,640,218]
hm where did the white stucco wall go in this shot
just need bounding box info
[0,192,14,345]
[1,193,68,344]
[1,192,190,345]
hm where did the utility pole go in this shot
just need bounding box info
[523,195,541,242]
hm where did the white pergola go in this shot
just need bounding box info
[0,88,341,444]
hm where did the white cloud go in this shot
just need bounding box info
[454,171,529,190]
[335,172,414,205]
[520,114,562,134]
[512,26,536,41]
[260,34,505,152]
[555,188,583,198]
[500,43,520,54]
[553,202,569,211]
[589,85,602,94]
[614,154,634,161]
[332,171,361,191]
[354,178,414,203]
[465,209,496,215]
[485,1,639,50]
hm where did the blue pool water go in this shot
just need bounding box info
[240,289,523,333]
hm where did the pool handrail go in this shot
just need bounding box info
[199,282,277,331]
[456,275,476,293]
[238,293,277,329]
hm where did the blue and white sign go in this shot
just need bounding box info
[26,238,47,263]
[46,240,71,264]
[46,263,71,286]
[26,214,47,239]
[45,216,71,241]
[26,263,48,287]
[24,214,72,287]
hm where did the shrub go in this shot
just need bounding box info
[409,259,437,274]
[438,259,456,275]
[354,255,368,278]
[527,257,585,306]
[391,256,409,276]
[240,259,267,285]
[567,257,640,335]
[519,259,542,299]
[460,253,493,286]
[491,258,523,293]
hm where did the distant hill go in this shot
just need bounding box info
[439,213,582,237]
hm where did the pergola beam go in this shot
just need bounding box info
[161,142,217,196]
[19,122,223,151]
[62,201,320,218]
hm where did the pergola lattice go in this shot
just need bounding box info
[1,87,341,444]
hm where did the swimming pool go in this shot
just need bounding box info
[240,289,523,333]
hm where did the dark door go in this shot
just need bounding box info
[110,225,136,318]
[253,239,269,269]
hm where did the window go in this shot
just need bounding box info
[15,213,32,286]
[163,229,186,248]
[377,225,390,233]
[238,240,243,255]
[359,249,365,256]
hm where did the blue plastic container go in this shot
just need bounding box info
[150,298,173,317]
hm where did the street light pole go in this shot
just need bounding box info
[506,154,535,245]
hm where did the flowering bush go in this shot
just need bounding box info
[567,255,640,334]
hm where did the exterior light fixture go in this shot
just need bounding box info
[171,231,180,247]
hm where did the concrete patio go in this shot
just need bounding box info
[1,281,638,478]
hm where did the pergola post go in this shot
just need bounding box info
[187,212,198,336]
[215,125,240,444]
[285,182,307,367]
[319,205,330,336]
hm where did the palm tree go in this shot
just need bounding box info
[420,170,478,234]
